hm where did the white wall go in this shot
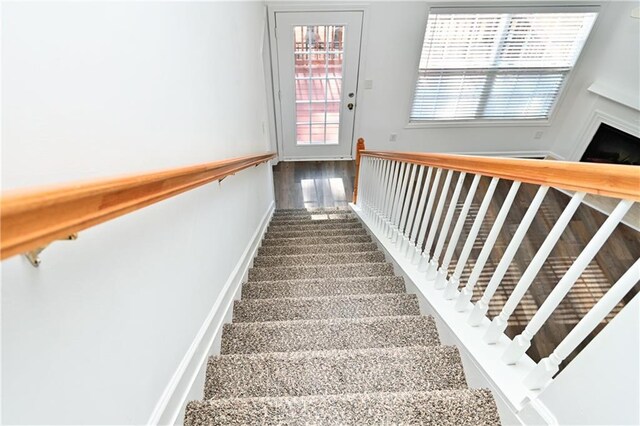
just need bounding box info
[1,2,272,424]
[353,1,640,157]
[547,1,640,160]
[536,293,640,425]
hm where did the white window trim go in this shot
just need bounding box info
[405,2,601,129]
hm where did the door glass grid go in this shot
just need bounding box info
[294,25,344,145]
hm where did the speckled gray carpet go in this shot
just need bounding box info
[185,208,501,425]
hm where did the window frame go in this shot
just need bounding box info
[405,3,601,129]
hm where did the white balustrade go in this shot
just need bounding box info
[381,161,398,233]
[368,158,380,218]
[377,159,392,229]
[352,153,640,400]
[468,186,549,326]
[359,157,371,214]
[397,164,422,248]
[370,158,383,219]
[523,258,640,389]
[455,181,521,311]
[436,178,500,300]
[370,159,384,226]
[434,174,483,290]
[502,199,635,364]
[484,191,586,344]
[404,166,431,257]
[387,162,406,238]
[418,169,453,271]
[426,172,466,280]
[411,168,440,264]
[391,163,413,243]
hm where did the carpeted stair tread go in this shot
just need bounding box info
[269,216,358,225]
[258,242,378,256]
[185,389,501,426]
[271,212,355,221]
[269,221,361,231]
[261,234,372,246]
[204,345,466,400]
[253,251,386,267]
[184,207,501,425]
[221,315,439,355]
[264,228,367,239]
[241,276,406,299]
[273,208,352,216]
[270,214,357,223]
[248,262,394,282]
[232,293,420,323]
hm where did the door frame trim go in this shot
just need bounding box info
[266,2,370,162]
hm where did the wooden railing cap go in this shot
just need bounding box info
[361,150,640,201]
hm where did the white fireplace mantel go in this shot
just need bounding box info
[587,81,640,112]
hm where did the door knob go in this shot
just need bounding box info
[347,103,354,110]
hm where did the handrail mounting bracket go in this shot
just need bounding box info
[24,233,78,267]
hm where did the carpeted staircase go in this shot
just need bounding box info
[185,208,501,425]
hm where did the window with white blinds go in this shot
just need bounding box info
[411,8,597,121]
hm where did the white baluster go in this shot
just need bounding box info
[369,159,380,222]
[503,199,634,364]
[426,172,466,280]
[396,164,418,247]
[468,186,549,326]
[411,168,439,263]
[358,157,370,210]
[484,191,586,344]
[367,158,380,219]
[377,159,392,229]
[381,161,399,233]
[400,165,426,253]
[435,174,482,290]
[390,163,411,242]
[523,257,640,389]
[417,169,452,271]
[436,177,500,300]
[365,158,378,218]
[386,162,405,237]
[455,181,521,311]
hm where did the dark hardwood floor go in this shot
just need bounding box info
[272,161,640,369]
[273,161,355,210]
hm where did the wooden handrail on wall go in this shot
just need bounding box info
[362,151,640,201]
[0,152,276,260]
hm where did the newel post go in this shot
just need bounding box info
[352,138,366,203]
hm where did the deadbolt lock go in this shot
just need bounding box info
[347,103,354,110]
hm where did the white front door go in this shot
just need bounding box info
[275,11,363,160]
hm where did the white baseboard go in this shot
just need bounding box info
[146,201,275,425]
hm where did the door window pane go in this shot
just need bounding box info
[326,102,340,123]
[325,124,340,144]
[294,25,344,145]
[296,124,311,144]
[310,124,326,144]
[326,79,342,101]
